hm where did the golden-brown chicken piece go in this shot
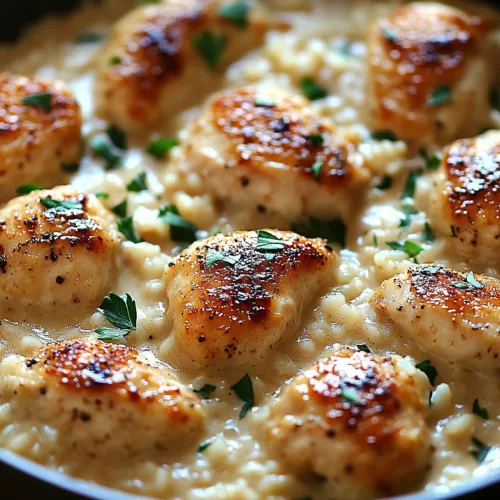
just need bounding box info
[95,0,275,130]
[179,86,369,219]
[0,186,121,320]
[0,339,206,463]
[0,73,82,202]
[429,131,500,264]
[164,230,337,367]
[265,347,431,499]
[367,2,493,145]
[373,265,500,370]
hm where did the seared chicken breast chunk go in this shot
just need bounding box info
[164,230,337,367]
[265,347,430,498]
[0,186,120,319]
[0,339,206,461]
[373,265,500,370]
[95,0,275,130]
[429,131,500,264]
[367,2,493,145]
[180,86,369,219]
[0,73,82,202]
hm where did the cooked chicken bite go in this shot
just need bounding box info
[367,3,493,144]
[373,265,500,370]
[95,0,275,130]
[179,86,369,219]
[265,347,430,498]
[0,73,82,202]
[0,339,205,462]
[429,131,500,264]
[164,230,337,367]
[0,186,120,320]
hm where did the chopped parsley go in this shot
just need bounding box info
[254,97,275,108]
[231,373,254,419]
[357,344,371,353]
[218,0,249,29]
[305,134,324,147]
[205,248,241,268]
[371,129,398,142]
[300,77,328,101]
[147,138,179,159]
[401,169,422,199]
[420,148,441,170]
[292,217,346,247]
[107,124,127,150]
[61,163,79,173]
[197,440,213,454]
[424,265,442,274]
[95,192,109,200]
[376,175,393,191]
[428,85,451,108]
[451,225,457,238]
[16,183,42,195]
[75,32,104,44]
[158,204,198,242]
[386,240,423,259]
[22,92,52,112]
[453,271,484,290]
[95,292,137,340]
[373,234,378,247]
[193,384,216,399]
[399,204,418,229]
[310,160,323,181]
[341,386,362,405]
[470,437,491,464]
[423,222,436,243]
[108,55,121,65]
[117,216,143,243]
[473,399,489,420]
[126,172,148,192]
[40,198,82,210]
[112,198,127,217]
[415,359,438,385]
[192,31,226,70]
[256,230,286,260]
[90,135,122,170]
[381,27,398,43]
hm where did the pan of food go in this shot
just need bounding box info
[0,1,499,499]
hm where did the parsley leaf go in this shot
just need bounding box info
[254,97,275,108]
[90,135,122,170]
[420,148,441,170]
[310,160,323,181]
[373,234,378,247]
[301,77,328,101]
[381,27,398,43]
[147,138,179,159]
[399,204,418,229]
[386,240,423,258]
[357,344,371,353]
[205,248,241,268]
[415,359,438,385]
[107,124,127,150]
[61,163,79,173]
[292,217,346,247]
[371,130,398,142]
[219,0,249,29]
[424,265,442,274]
[453,272,484,290]
[376,175,393,191]
[256,230,286,260]
[197,439,213,454]
[231,373,254,419]
[117,216,143,243]
[423,222,436,242]
[192,31,226,70]
[401,169,422,199]
[193,384,216,399]
[451,225,457,238]
[22,92,52,112]
[470,437,491,464]
[341,386,362,405]
[112,198,127,217]
[108,55,121,65]
[40,198,83,210]
[305,134,324,147]
[158,204,198,242]
[126,172,148,192]
[428,85,451,108]
[96,292,137,340]
[16,183,42,195]
[75,32,103,44]
[473,399,489,420]
[95,192,109,200]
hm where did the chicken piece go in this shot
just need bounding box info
[429,131,500,264]
[373,265,500,370]
[0,339,206,463]
[0,73,82,202]
[265,347,430,499]
[179,86,369,219]
[95,0,276,130]
[0,186,121,320]
[164,230,337,367]
[367,2,493,145]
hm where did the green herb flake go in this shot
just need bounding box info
[192,31,226,70]
[159,204,198,243]
[22,92,52,112]
[357,344,371,353]
[90,135,122,170]
[420,148,441,170]
[386,240,423,258]
[61,163,80,173]
[108,55,121,65]
[401,169,422,199]
[193,384,216,399]
[473,399,489,420]
[292,217,347,247]
[423,222,436,243]
[451,225,457,238]
[147,138,179,159]
[126,172,148,193]
[256,230,286,260]
[95,292,137,340]
[16,183,42,196]
[231,373,254,419]
[107,124,127,150]
[424,265,442,274]
[373,234,378,247]
[376,175,393,191]
[428,85,452,108]
[399,204,418,229]
[305,134,324,147]
[371,130,398,142]
[415,359,438,385]
[341,386,362,405]
[470,437,491,464]
[254,97,275,107]
[218,0,249,29]
[75,32,104,44]
[310,160,323,181]
[205,248,241,268]
[453,281,470,290]
[112,198,127,218]
[39,198,83,211]
[197,439,213,454]
[300,77,328,101]
[381,27,398,43]
[466,271,484,289]
[117,216,143,243]
[95,191,110,200]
